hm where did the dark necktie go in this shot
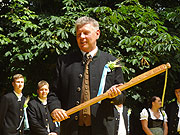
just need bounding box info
[79,53,92,126]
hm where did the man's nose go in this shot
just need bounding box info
[42,90,47,92]
[80,33,85,38]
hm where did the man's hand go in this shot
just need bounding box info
[51,109,69,122]
[106,84,123,98]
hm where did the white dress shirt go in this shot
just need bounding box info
[115,105,126,135]
[38,97,47,105]
[81,46,98,58]
[177,101,180,131]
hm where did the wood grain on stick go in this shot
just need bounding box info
[65,63,171,116]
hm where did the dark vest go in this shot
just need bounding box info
[147,109,164,128]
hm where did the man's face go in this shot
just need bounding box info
[76,23,100,52]
[37,85,49,100]
[175,89,180,100]
[12,78,24,94]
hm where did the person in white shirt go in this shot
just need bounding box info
[140,96,168,135]
[114,93,131,135]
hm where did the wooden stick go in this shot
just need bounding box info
[65,63,171,116]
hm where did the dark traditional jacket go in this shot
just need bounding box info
[0,92,25,135]
[27,98,60,135]
[48,49,125,135]
[165,100,180,135]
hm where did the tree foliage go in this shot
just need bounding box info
[1,0,180,110]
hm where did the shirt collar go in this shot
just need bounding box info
[38,97,47,105]
[177,101,180,107]
[115,105,123,113]
[81,46,98,58]
[14,91,22,101]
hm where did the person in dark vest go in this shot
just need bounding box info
[47,16,126,135]
[113,93,131,135]
[140,96,168,135]
[27,80,60,135]
[0,74,25,135]
[165,82,180,135]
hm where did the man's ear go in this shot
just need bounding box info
[96,29,100,39]
[12,82,14,87]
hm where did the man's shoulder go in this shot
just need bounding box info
[57,50,82,61]
[0,92,16,104]
[98,50,116,60]
[99,50,114,56]
[2,92,14,99]
[28,98,40,106]
[166,100,177,108]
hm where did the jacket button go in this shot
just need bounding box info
[76,101,80,105]
[84,97,88,101]
[84,109,87,112]
[77,87,81,92]
[75,116,78,120]
[79,74,83,78]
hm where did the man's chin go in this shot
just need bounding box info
[81,47,90,52]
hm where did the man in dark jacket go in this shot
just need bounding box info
[0,74,25,135]
[48,16,126,135]
[27,80,60,135]
[166,83,180,135]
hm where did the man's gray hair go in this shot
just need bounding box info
[75,16,99,31]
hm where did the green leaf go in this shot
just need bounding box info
[4,51,12,57]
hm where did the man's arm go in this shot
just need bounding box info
[110,66,126,104]
[0,95,8,131]
[51,108,69,122]
[48,91,69,122]
[47,92,61,113]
